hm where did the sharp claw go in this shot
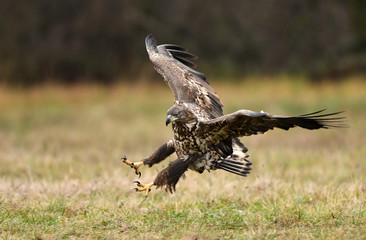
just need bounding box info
[132,181,154,198]
[123,159,144,177]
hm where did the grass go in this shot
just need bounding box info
[0,76,365,239]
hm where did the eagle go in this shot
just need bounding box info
[123,34,346,197]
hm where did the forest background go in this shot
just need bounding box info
[0,0,365,85]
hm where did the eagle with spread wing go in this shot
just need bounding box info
[123,34,346,197]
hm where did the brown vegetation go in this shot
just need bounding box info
[0,77,365,238]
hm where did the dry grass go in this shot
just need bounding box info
[0,76,365,239]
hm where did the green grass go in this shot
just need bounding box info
[0,77,365,239]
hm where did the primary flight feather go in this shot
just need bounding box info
[122,34,346,197]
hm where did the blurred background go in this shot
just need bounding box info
[1,2,365,238]
[0,0,365,86]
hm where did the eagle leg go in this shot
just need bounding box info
[143,140,175,167]
[122,156,144,178]
[133,181,155,198]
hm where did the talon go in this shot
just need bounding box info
[133,181,155,198]
[122,157,144,177]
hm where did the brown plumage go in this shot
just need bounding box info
[129,34,346,194]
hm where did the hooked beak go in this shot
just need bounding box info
[165,115,177,126]
[166,115,172,126]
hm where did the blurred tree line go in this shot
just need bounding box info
[0,0,365,85]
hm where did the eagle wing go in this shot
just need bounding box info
[145,34,223,118]
[199,109,346,145]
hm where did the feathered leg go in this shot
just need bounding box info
[122,140,175,177]
[143,140,175,167]
[132,158,189,198]
[154,158,192,193]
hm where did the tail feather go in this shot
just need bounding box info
[217,138,252,177]
[217,162,251,176]
[223,158,252,167]
[218,165,249,177]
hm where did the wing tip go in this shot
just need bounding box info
[300,110,348,129]
[145,33,157,53]
[145,34,207,82]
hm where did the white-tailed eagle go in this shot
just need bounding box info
[123,34,346,197]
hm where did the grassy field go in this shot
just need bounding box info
[0,77,365,239]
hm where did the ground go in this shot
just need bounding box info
[0,76,365,239]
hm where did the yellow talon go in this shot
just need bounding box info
[133,181,155,198]
[122,156,144,178]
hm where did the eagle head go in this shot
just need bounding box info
[166,105,197,126]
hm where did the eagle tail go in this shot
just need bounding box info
[217,139,252,177]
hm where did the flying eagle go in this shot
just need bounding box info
[123,34,346,197]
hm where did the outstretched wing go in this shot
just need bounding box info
[145,34,223,118]
[199,109,347,145]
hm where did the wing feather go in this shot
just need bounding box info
[160,44,186,51]
[172,56,197,68]
[199,109,347,145]
[145,34,223,118]
[168,49,198,60]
